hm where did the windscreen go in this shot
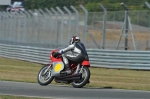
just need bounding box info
[11,0,24,7]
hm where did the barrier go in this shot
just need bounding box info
[0,44,150,70]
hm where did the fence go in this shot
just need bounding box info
[0,5,150,50]
[1,5,150,70]
[0,43,150,70]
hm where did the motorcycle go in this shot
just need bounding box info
[37,48,90,88]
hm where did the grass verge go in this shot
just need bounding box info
[0,95,49,99]
[0,57,150,91]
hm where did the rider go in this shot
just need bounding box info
[54,36,89,75]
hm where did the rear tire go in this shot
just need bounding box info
[71,66,90,88]
[37,65,54,86]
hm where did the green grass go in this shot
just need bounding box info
[0,57,150,91]
[0,95,49,99]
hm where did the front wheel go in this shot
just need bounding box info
[71,66,90,88]
[37,65,54,86]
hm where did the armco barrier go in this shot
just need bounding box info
[0,44,150,70]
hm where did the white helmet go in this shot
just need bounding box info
[69,36,80,45]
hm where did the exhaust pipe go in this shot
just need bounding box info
[61,77,81,81]
[56,73,82,81]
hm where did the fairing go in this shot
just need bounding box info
[50,50,62,62]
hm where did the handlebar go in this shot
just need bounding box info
[52,52,62,58]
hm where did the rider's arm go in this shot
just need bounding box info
[59,44,74,54]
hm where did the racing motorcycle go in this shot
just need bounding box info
[37,48,90,88]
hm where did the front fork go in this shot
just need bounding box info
[43,64,52,76]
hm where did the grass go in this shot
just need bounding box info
[0,57,150,91]
[0,95,48,99]
[90,68,150,90]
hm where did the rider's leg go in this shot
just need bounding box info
[62,54,71,74]
[62,53,85,74]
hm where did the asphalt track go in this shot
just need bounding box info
[0,81,150,99]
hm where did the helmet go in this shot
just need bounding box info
[69,36,80,45]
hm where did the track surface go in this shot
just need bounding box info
[0,81,150,99]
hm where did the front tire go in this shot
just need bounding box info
[37,65,54,86]
[71,66,90,88]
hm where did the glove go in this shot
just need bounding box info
[53,52,61,58]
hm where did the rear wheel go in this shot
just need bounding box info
[37,65,54,86]
[71,66,90,88]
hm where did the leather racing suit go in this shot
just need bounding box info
[59,42,89,70]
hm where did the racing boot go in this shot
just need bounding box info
[65,63,72,74]
[61,64,71,75]
[65,68,72,75]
